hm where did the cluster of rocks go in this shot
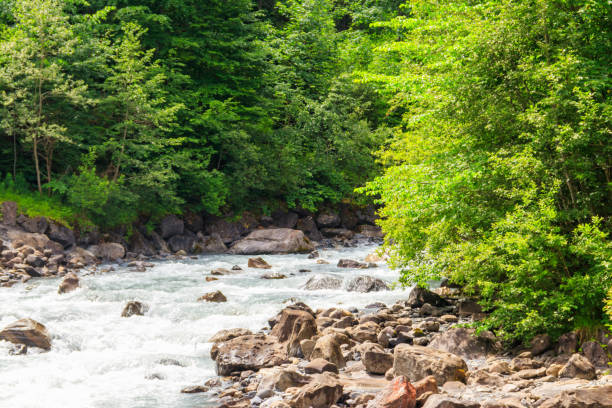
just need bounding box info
[0,200,382,287]
[184,287,611,408]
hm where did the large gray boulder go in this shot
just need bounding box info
[297,216,323,242]
[303,275,342,290]
[229,228,314,255]
[46,222,76,248]
[407,286,450,307]
[21,216,49,234]
[212,334,288,375]
[167,234,195,253]
[7,230,63,254]
[345,276,389,292]
[88,243,125,260]
[429,328,496,359]
[1,201,18,226]
[160,215,184,239]
[393,345,468,385]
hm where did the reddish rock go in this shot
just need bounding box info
[413,376,438,398]
[367,376,417,408]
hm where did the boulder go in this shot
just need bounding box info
[7,230,63,254]
[204,218,245,244]
[1,201,18,226]
[393,345,468,385]
[46,222,75,248]
[358,225,384,238]
[25,253,44,267]
[211,268,236,275]
[194,233,227,254]
[270,308,317,357]
[229,228,314,255]
[556,332,578,355]
[316,212,341,228]
[22,216,49,234]
[181,385,209,394]
[248,257,272,269]
[303,275,342,290]
[581,341,609,367]
[366,375,416,408]
[121,301,148,317]
[428,328,492,359]
[262,273,286,280]
[413,376,438,398]
[88,243,125,260]
[311,333,349,368]
[421,395,480,408]
[198,290,227,303]
[167,234,195,253]
[407,287,450,308]
[257,367,310,398]
[213,334,288,375]
[539,385,612,408]
[349,321,380,343]
[209,328,253,343]
[290,372,343,408]
[160,214,184,239]
[530,334,552,356]
[66,247,97,266]
[457,300,483,317]
[338,259,368,268]
[346,275,389,292]
[321,228,355,240]
[297,216,323,242]
[183,212,203,233]
[305,358,339,374]
[0,318,51,350]
[128,229,156,256]
[363,348,394,375]
[58,272,79,294]
[272,211,299,229]
[559,353,596,380]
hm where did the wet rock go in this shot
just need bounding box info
[1,201,18,226]
[7,230,63,254]
[407,287,450,308]
[556,332,578,355]
[421,395,480,408]
[167,234,195,253]
[213,334,288,375]
[303,275,342,290]
[9,344,27,355]
[559,353,596,380]
[66,247,96,266]
[262,273,287,280]
[248,257,272,269]
[211,268,235,275]
[457,300,483,317]
[337,259,368,269]
[305,358,339,374]
[194,233,227,254]
[149,231,170,253]
[378,327,396,348]
[538,385,612,408]
[393,345,467,385]
[321,228,355,240]
[272,211,299,229]
[22,216,49,234]
[308,251,320,259]
[58,272,79,294]
[198,290,227,303]
[530,334,552,356]
[581,341,609,367]
[257,367,310,398]
[311,333,349,368]
[346,276,389,293]
[270,308,317,357]
[428,328,493,359]
[366,375,416,408]
[121,301,148,317]
[181,385,209,393]
[128,229,156,257]
[88,242,125,261]
[350,321,381,343]
[229,228,314,255]
[290,372,343,408]
[358,224,384,238]
[25,253,44,267]
[363,348,394,375]
[440,315,458,323]
[160,214,184,239]
[46,222,75,248]
[297,216,323,242]
[209,328,252,343]
[316,212,341,228]
[0,318,51,350]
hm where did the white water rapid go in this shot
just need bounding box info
[0,244,409,408]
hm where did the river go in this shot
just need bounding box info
[0,244,409,408]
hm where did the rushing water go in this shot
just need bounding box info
[0,244,409,408]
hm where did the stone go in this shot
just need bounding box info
[204,217,245,244]
[149,231,170,253]
[358,224,384,238]
[66,247,97,266]
[421,395,480,408]
[198,290,227,302]
[257,367,311,398]
[487,360,511,375]
[209,328,253,343]
[413,376,437,398]
[270,308,317,357]
[346,276,389,292]
[378,327,396,348]
[229,228,314,255]
[457,300,483,317]
[272,211,299,229]
[7,230,63,254]
[213,334,288,375]
[183,211,203,233]
[556,332,578,355]
[316,212,341,228]
[297,216,323,242]
[428,328,492,359]
[559,353,596,380]
[121,301,148,317]
[482,399,525,408]
[530,334,552,356]
[88,243,126,260]
[539,385,612,408]
[168,234,195,253]
[194,233,227,254]
[0,318,51,350]
[181,385,209,393]
[337,259,368,268]
[248,257,272,269]
[301,339,316,359]
[290,372,343,408]
[211,268,236,275]
[321,228,355,240]
[1,201,18,225]
[546,364,564,377]
[58,272,79,294]
[512,367,547,380]
[160,214,184,239]
[407,287,450,308]
[262,273,287,280]
[581,341,608,367]
[25,253,44,267]
[305,358,339,374]
[46,222,76,248]
[363,348,394,375]
[349,322,380,343]
[440,315,458,323]
[367,375,416,408]
[393,345,468,385]
[127,229,156,256]
[22,216,49,234]
[311,333,349,369]
[303,275,342,290]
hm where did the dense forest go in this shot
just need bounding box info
[0,0,610,344]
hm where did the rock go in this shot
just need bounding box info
[213,334,288,375]
[305,358,339,374]
[316,212,341,228]
[121,301,148,317]
[194,233,227,254]
[367,375,416,408]
[181,385,209,393]
[413,376,438,398]
[248,257,272,269]
[559,353,596,380]
[272,211,299,229]
[160,214,184,239]
[581,341,609,367]
[22,216,49,234]
[204,217,245,244]
[148,231,170,253]
[337,259,368,268]
[209,328,253,343]
[262,273,287,279]
[257,367,310,397]
[183,211,203,233]
[229,228,315,255]
[440,315,458,323]
[428,328,493,359]
[358,225,384,238]
[378,327,396,348]
[88,242,125,260]
[167,234,195,253]
[0,318,51,350]
[308,250,320,259]
[346,276,389,292]
[25,253,44,267]
[46,222,75,248]
[66,247,97,266]
[487,360,511,375]
[363,348,394,375]
[303,275,342,290]
[421,395,480,408]
[205,277,217,282]
[58,272,79,294]
[393,345,468,385]
[1,201,18,225]
[365,252,386,263]
[512,367,547,380]
[297,216,323,242]
[530,334,552,356]
[127,229,156,256]
[198,290,227,302]
[290,372,343,408]
[211,268,235,275]
[407,287,450,308]
[311,333,349,368]
[546,364,564,377]
[7,230,63,254]
[321,228,355,240]
[301,339,316,359]
[316,259,330,264]
[457,300,483,317]
[482,398,524,408]
[538,385,612,408]
[270,308,317,357]
[556,332,578,355]
[349,322,381,343]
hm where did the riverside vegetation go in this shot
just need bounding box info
[0,0,610,360]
